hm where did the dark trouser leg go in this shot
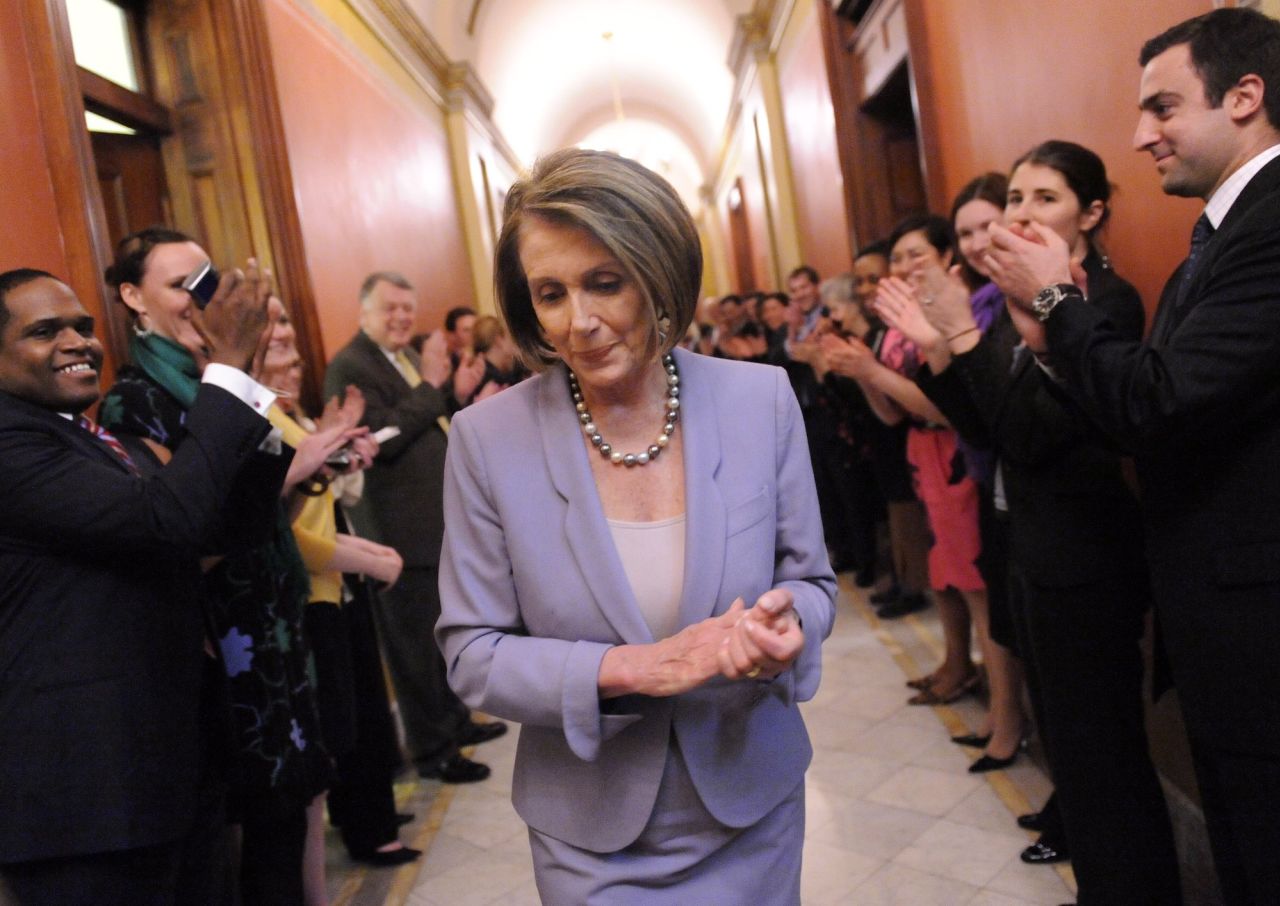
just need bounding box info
[238,801,307,906]
[374,567,469,765]
[1005,568,1065,843]
[2,843,180,906]
[173,785,233,906]
[845,458,884,574]
[328,581,403,854]
[1186,729,1280,905]
[1152,570,1280,906]
[803,408,855,565]
[1023,574,1180,905]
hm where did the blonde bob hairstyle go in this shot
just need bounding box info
[494,148,701,370]
[470,314,506,356]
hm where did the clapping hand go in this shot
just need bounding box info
[195,259,274,373]
[985,221,1073,305]
[452,351,487,404]
[819,332,878,381]
[874,275,946,353]
[418,330,452,389]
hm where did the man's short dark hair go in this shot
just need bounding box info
[358,271,414,308]
[1141,8,1280,130]
[854,240,891,262]
[444,306,476,333]
[787,265,819,285]
[0,269,60,342]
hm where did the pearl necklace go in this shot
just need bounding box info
[568,354,679,467]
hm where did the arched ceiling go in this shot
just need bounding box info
[464,0,755,205]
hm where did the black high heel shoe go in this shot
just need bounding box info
[968,751,1018,773]
[951,732,992,748]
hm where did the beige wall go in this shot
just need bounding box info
[264,0,474,359]
[777,0,853,280]
[909,0,1214,317]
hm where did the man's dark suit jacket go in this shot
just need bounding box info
[0,384,285,864]
[918,260,1148,589]
[323,331,452,568]
[1045,155,1280,757]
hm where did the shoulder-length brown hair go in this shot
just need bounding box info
[494,148,702,370]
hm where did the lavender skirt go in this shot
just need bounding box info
[528,736,804,905]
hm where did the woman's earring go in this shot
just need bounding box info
[657,315,672,346]
[132,315,153,339]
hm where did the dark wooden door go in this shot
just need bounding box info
[727,178,757,293]
[91,131,171,247]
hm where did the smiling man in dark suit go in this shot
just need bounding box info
[324,272,504,785]
[987,9,1280,903]
[0,266,285,905]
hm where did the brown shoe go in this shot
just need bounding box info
[907,673,979,706]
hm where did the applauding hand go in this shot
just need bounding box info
[875,276,946,353]
[819,333,878,381]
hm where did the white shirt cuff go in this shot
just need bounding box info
[202,363,277,416]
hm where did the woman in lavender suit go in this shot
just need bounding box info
[436,149,836,904]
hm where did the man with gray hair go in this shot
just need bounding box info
[325,272,501,784]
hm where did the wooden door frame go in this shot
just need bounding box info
[817,0,944,251]
[19,0,325,411]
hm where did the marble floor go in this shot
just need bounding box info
[328,577,1077,905]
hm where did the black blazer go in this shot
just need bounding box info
[918,260,1148,588]
[1045,155,1280,756]
[0,384,286,863]
[323,332,452,568]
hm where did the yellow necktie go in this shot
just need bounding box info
[394,350,422,388]
[394,349,450,435]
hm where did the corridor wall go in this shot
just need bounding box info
[777,0,853,278]
[0,5,70,281]
[264,0,473,360]
[908,0,1211,316]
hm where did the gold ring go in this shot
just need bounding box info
[745,666,762,679]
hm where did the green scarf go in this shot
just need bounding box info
[129,332,201,409]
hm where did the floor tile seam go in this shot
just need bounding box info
[331,778,430,906]
[384,771,462,905]
[841,577,1077,897]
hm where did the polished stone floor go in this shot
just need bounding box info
[327,576,1076,905]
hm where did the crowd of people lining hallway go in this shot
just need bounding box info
[1,6,1279,905]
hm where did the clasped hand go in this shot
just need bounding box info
[637,590,803,697]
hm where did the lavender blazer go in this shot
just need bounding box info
[436,348,836,852]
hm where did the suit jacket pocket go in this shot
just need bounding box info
[1212,542,1280,587]
[725,487,771,537]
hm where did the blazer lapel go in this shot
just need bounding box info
[353,331,412,394]
[536,368,653,644]
[0,393,131,474]
[1154,155,1280,346]
[673,348,727,628]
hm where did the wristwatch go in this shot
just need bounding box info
[1031,284,1083,322]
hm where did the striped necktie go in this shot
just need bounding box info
[1176,213,1214,306]
[78,415,140,474]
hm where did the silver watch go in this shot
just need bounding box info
[1030,284,1083,322]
